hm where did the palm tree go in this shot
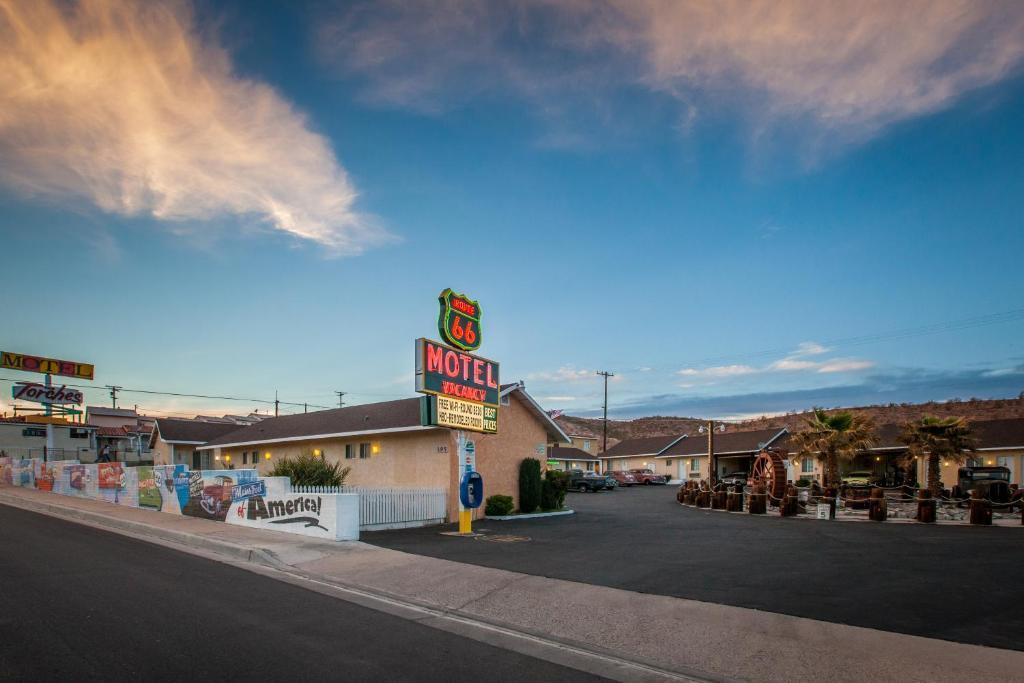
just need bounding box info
[791,408,875,488]
[899,416,975,496]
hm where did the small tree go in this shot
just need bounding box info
[900,416,975,496]
[791,408,875,488]
[268,451,350,487]
[541,469,569,510]
[518,458,542,513]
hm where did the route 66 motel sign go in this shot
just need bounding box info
[437,288,481,352]
[416,289,498,434]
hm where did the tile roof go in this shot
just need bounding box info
[660,428,787,457]
[971,418,1024,449]
[549,446,599,462]
[598,434,686,459]
[154,418,248,445]
[200,398,429,449]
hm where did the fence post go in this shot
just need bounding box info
[748,484,766,514]
[969,489,991,526]
[868,487,887,522]
[916,488,935,523]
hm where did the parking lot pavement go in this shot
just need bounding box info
[365,484,1024,651]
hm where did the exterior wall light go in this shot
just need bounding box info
[313,448,322,457]
[371,442,381,455]
[875,456,881,462]
[224,454,231,463]
[943,461,950,467]
[214,454,221,461]
[264,452,272,460]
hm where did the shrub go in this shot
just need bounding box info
[795,478,811,488]
[541,469,569,510]
[484,494,514,516]
[268,451,350,487]
[518,458,542,513]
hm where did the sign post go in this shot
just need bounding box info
[415,290,494,536]
[458,432,478,533]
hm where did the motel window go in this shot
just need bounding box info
[583,440,591,451]
[690,458,699,472]
[666,459,672,466]
[359,442,370,459]
[242,452,248,465]
[345,444,355,459]
[801,457,814,474]
[501,394,510,406]
[70,428,89,439]
[22,428,46,438]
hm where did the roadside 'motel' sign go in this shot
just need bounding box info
[415,289,499,436]
[1,351,94,380]
[415,290,496,526]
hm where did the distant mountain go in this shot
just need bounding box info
[555,395,1024,450]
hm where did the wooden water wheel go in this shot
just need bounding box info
[751,449,787,502]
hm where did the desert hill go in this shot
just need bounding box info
[555,395,1024,450]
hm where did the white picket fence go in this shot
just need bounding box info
[285,484,447,530]
[351,487,448,531]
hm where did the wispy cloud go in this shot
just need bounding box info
[678,343,874,382]
[527,366,595,383]
[0,0,391,254]
[320,1,1024,144]
[542,396,576,402]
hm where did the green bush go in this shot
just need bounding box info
[518,458,542,513]
[268,451,350,487]
[541,469,569,510]
[795,478,811,488]
[484,494,514,516]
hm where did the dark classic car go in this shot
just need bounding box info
[568,470,609,492]
[953,465,1012,503]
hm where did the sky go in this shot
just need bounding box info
[1,0,1023,421]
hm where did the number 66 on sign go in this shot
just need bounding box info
[438,288,481,352]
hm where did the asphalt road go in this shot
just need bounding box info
[0,505,601,682]
[366,485,1024,651]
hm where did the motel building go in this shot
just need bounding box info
[597,435,688,480]
[784,417,1024,489]
[656,428,790,482]
[546,446,600,472]
[150,418,250,470]
[197,382,569,522]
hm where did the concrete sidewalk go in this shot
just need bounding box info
[2,486,1021,683]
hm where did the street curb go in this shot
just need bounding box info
[0,492,288,569]
[485,509,575,521]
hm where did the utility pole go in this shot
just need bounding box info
[304,402,308,414]
[274,390,279,417]
[106,385,122,410]
[335,391,347,408]
[707,419,716,488]
[596,371,614,453]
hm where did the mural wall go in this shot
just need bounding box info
[0,456,356,541]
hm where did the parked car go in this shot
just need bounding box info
[568,470,608,492]
[607,470,638,487]
[629,469,667,485]
[840,470,876,487]
[720,471,748,487]
[953,466,1011,502]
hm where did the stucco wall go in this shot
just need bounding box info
[216,428,452,490]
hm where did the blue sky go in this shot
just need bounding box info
[1,0,1023,420]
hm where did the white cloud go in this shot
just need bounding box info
[542,396,576,402]
[768,358,820,372]
[677,364,757,378]
[527,366,595,383]
[816,359,876,374]
[322,1,1024,142]
[982,367,1023,378]
[793,342,830,357]
[0,0,391,254]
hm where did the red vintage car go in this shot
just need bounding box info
[629,468,667,485]
[607,470,639,487]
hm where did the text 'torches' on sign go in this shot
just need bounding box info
[415,338,500,407]
[437,288,481,352]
